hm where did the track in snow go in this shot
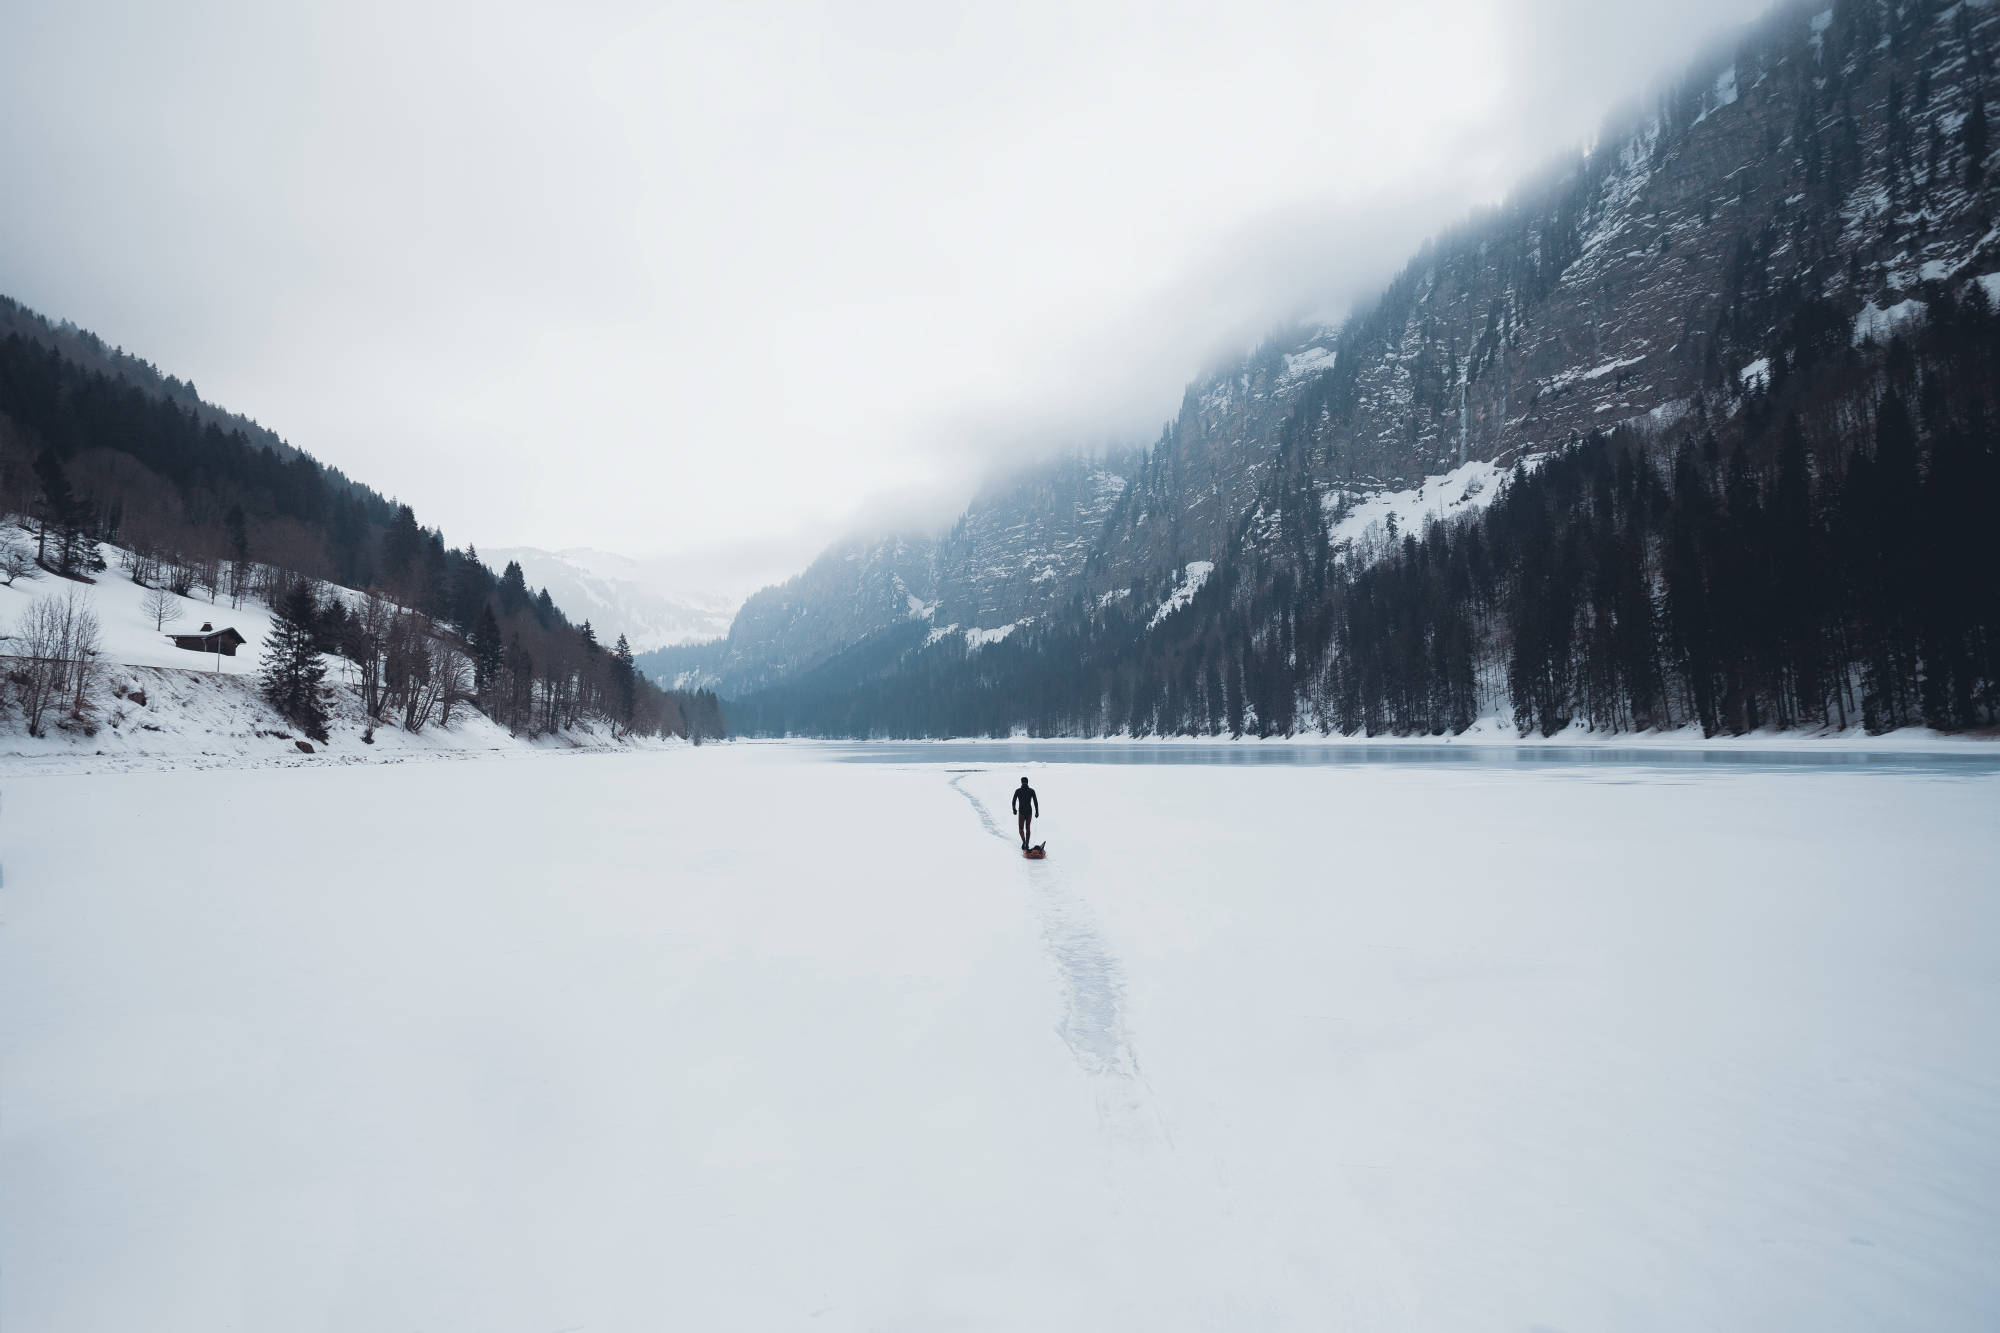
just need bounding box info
[948,772,1166,1146]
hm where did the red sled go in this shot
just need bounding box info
[1023,843,1047,859]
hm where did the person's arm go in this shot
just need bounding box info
[1033,792,1040,817]
[1011,790,1020,814]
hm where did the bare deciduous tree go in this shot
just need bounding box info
[12,587,101,735]
[0,539,38,587]
[353,593,393,720]
[431,636,472,726]
[14,600,64,734]
[143,582,183,632]
[67,597,101,718]
[384,612,436,731]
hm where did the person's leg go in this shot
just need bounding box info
[1017,811,1030,847]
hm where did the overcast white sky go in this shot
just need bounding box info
[0,0,1770,592]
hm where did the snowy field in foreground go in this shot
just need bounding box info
[4,746,1997,1330]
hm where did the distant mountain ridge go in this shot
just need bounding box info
[484,546,739,652]
[642,452,1139,694]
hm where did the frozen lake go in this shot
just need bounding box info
[4,743,1998,1330]
[829,738,2000,774]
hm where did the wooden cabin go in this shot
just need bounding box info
[170,622,248,656]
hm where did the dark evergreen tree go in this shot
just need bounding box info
[1965,85,1989,189]
[498,560,531,616]
[1225,654,1246,738]
[611,633,637,729]
[451,546,493,629]
[470,604,504,692]
[261,581,330,741]
[380,504,423,594]
[418,531,449,618]
[313,593,351,656]
[32,447,87,576]
[224,503,250,561]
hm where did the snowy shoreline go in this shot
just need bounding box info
[0,733,687,779]
[11,708,1991,780]
[0,659,691,779]
[745,719,2000,755]
[0,534,707,779]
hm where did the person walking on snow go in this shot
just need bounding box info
[1011,776,1039,849]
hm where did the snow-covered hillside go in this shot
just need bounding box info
[0,541,281,678]
[486,546,740,651]
[1322,457,1508,560]
[0,533,677,772]
[1149,561,1214,627]
[0,660,659,775]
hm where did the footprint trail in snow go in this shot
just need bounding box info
[949,772,1167,1147]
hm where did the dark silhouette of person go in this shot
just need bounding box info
[1011,776,1039,849]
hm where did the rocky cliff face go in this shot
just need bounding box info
[685,453,1135,693]
[1266,0,1998,509]
[1111,0,2000,574]
[932,453,1136,628]
[685,0,2000,700]
[710,534,938,694]
[1087,332,1339,593]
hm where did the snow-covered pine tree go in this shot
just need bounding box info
[261,580,329,741]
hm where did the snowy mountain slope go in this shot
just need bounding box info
[700,532,941,694]
[0,531,679,771]
[680,453,1134,694]
[1231,0,2000,549]
[0,538,281,678]
[1319,457,1509,562]
[707,0,2000,711]
[932,454,1137,629]
[0,525,403,680]
[484,546,739,651]
[1087,325,1340,588]
[1149,561,1215,628]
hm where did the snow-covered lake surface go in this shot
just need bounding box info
[5,743,1998,1330]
